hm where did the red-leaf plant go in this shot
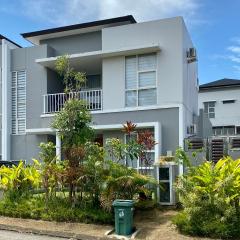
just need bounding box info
[138,130,157,172]
[122,121,137,135]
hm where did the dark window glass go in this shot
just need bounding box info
[209,102,215,107]
[215,127,222,135]
[237,126,240,135]
[209,113,215,118]
[160,182,170,202]
[223,126,235,135]
[223,100,235,104]
[159,168,169,180]
[85,75,101,89]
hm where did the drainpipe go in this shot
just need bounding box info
[179,104,184,175]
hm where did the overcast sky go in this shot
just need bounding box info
[0,0,240,84]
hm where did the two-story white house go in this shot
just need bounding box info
[1,16,198,177]
[199,78,240,136]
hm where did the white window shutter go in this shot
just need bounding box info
[12,70,26,134]
[139,71,156,88]
[138,89,157,106]
[138,54,156,71]
[125,56,137,90]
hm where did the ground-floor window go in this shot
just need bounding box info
[125,128,155,176]
[236,126,240,135]
[213,126,239,136]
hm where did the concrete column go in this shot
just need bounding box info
[56,134,61,160]
[1,40,11,161]
[1,39,19,161]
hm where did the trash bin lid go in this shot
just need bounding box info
[112,199,134,207]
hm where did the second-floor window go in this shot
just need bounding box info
[204,101,215,118]
[125,53,157,107]
[12,70,26,134]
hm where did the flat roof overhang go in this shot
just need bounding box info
[35,44,161,71]
[21,15,136,45]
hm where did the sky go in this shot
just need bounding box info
[0,0,239,84]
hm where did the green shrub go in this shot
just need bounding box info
[174,157,240,239]
[134,199,157,210]
[0,194,113,224]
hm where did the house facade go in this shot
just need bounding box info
[199,79,240,136]
[1,16,198,177]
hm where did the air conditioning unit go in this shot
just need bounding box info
[187,47,197,63]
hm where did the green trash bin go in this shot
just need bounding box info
[112,199,134,236]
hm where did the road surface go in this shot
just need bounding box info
[0,230,71,240]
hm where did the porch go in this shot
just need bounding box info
[26,122,161,174]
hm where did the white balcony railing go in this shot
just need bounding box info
[43,90,102,114]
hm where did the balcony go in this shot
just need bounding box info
[43,90,102,114]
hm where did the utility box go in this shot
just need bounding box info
[209,138,226,163]
[184,138,206,166]
[112,200,134,236]
[228,137,240,159]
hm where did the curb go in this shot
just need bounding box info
[0,223,110,240]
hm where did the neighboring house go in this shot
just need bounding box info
[199,78,240,136]
[0,15,198,177]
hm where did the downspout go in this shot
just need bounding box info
[179,104,184,175]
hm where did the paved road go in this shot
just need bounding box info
[0,230,72,240]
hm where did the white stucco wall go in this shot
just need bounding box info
[199,88,240,126]
[101,17,198,141]
[102,17,184,110]
[181,21,198,138]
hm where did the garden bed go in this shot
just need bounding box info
[0,194,113,224]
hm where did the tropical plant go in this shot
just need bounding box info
[100,161,157,211]
[174,157,240,238]
[55,55,86,93]
[51,99,94,204]
[38,142,65,204]
[106,122,156,169]
[52,99,94,148]
[0,160,41,199]
[39,142,57,164]
[175,147,191,167]
[81,142,106,206]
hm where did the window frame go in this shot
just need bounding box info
[236,126,240,135]
[212,126,236,136]
[125,53,158,107]
[204,101,216,119]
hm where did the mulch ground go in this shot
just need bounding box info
[134,209,214,240]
